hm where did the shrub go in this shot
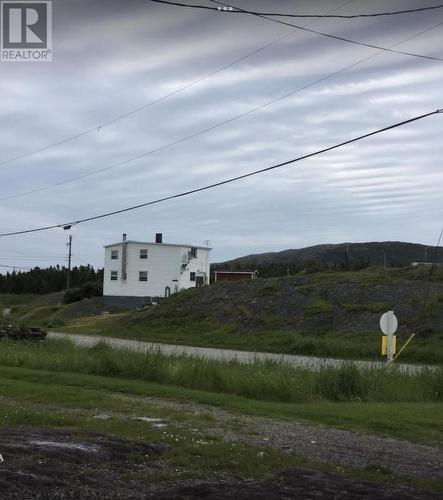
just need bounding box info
[303,298,333,316]
[41,318,67,329]
[315,364,368,401]
[63,282,102,304]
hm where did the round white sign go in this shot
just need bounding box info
[379,311,398,336]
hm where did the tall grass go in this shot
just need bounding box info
[0,339,441,403]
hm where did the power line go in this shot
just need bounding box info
[1,1,439,175]
[0,109,440,238]
[0,1,347,169]
[0,264,31,271]
[209,0,443,62]
[0,256,67,261]
[0,253,66,257]
[0,252,67,260]
[152,0,443,19]
[0,252,66,257]
[1,19,441,203]
[72,254,93,266]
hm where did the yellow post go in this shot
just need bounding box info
[391,333,415,364]
[382,335,387,355]
[381,335,396,355]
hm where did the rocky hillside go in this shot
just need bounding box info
[217,241,443,269]
[129,267,443,338]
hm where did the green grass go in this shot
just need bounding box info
[8,301,96,328]
[3,263,443,366]
[0,343,441,491]
[299,265,443,287]
[303,298,333,316]
[2,374,441,491]
[0,293,39,306]
[56,315,443,364]
[15,304,62,324]
[0,292,64,311]
[0,339,441,406]
[0,391,303,483]
[419,295,443,318]
[1,272,442,491]
[0,363,441,446]
[342,302,395,314]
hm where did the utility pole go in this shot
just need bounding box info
[66,234,72,290]
[345,244,350,270]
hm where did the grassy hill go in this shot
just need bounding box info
[5,266,442,364]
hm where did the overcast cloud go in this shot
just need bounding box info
[0,0,442,270]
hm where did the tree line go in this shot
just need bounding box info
[0,265,103,295]
[211,258,376,278]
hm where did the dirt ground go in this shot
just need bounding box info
[153,470,443,500]
[0,427,441,499]
[118,394,443,480]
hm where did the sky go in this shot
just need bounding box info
[0,0,442,271]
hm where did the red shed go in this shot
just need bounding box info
[214,270,258,282]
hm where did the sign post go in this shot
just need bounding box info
[379,311,398,365]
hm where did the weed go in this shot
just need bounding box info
[0,339,441,404]
[303,298,333,316]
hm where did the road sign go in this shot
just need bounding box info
[379,311,398,336]
[380,311,398,365]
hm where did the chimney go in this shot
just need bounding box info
[122,233,127,241]
[155,233,163,244]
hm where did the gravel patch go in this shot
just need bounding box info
[119,394,443,479]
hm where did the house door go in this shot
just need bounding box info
[196,276,204,287]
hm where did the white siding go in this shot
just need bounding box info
[178,247,211,289]
[103,242,210,298]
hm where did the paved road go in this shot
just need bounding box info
[48,332,436,373]
[49,332,436,374]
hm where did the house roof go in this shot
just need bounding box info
[104,240,212,251]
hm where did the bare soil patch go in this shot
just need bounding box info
[151,469,443,500]
[1,426,441,499]
[0,427,167,499]
[117,394,443,479]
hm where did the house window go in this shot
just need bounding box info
[139,271,148,282]
[190,272,196,282]
[111,250,119,260]
[190,247,197,258]
[140,249,148,259]
[110,270,118,281]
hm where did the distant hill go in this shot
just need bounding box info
[216,241,443,269]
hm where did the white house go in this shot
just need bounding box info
[103,233,211,307]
